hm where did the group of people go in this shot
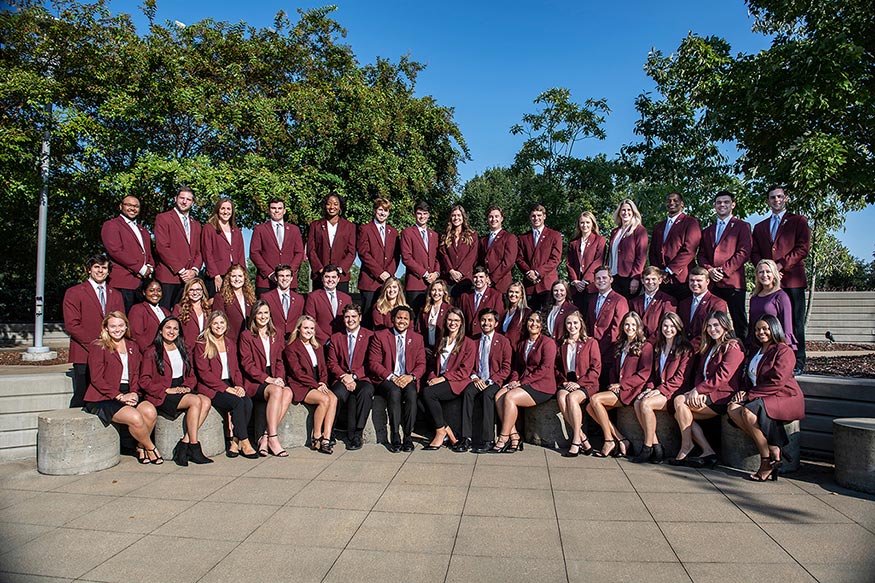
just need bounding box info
[63,185,807,480]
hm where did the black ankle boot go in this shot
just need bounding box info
[629,444,652,464]
[187,441,213,464]
[650,443,664,464]
[173,440,189,467]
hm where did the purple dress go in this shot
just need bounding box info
[747,290,797,350]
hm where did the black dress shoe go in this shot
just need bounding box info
[452,438,471,453]
[629,445,652,464]
[173,440,189,467]
[348,435,363,450]
[686,453,718,469]
[472,441,494,454]
[388,441,401,453]
[187,442,213,464]
[650,443,664,464]
[401,439,415,452]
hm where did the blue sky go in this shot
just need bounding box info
[108,0,873,260]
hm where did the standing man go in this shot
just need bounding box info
[698,191,752,341]
[307,193,356,294]
[477,206,518,294]
[458,266,503,337]
[516,204,562,311]
[304,265,352,345]
[630,266,677,340]
[678,266,729,349]
[250,198,305,297]
[63,254,125,407]
[400,201,439,316]
[751,186,810,373]
[100,195,154,313]
[262,264,304,341]
[586,266,629,387]
[357,198,401,327]
[649,192,702,302]
[154,186,203,310]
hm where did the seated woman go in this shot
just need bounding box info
[500,281,532,349]
[372,276,409,331]
[418,279,450,354]
[421,308,476,450]
[544,280,576,340]
[493,311,557,453]
[193,310,258,459]
[554,310,601,457]
[128,279,169,352]
[630,311,694,463]
[140,316,214,466]
[84,311,160,464]
[586,311,653,457]
[671,310,744,467]
[284,315,338,454]
[747,259,796,351]
[728,315,805,481]
[173,277,211,352]
[239,299,292,457]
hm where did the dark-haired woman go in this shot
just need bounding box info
[211,264,255,346]
[128,279,169,352]
[544,280,577,340]
[437,205,478,297]
[728,315,805,481]
[201,196,245,297]
[307,193,357,293]
[140,316,213,465]
[500,282,532,350]
[555,310,601,457]
[173,277,211,352]
[586,311,653,457]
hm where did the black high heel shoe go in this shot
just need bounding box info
[616,438,631,458]
[507,432,523,453]
[489,434,511,453]
[749,456,778,481]
[592,439,617,458]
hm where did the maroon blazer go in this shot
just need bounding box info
[84,341,142,402]
[437,234,478,288]
[327,328,374,384]
[554,338,601,397]
[459,289,503,337]
[607,224,648,281]
[101,216,154,291]
[678,292,729,348]
[645,347,694,399]
[694,340,744,405]
[63,282,125,364]
[139,345,197,407]
[128,302,170,352]
[283,339,328,403]
[367,328,427,386]
[153,210,202,284]
[510,335,557,394]
[585,291,629,364]
[473,332,513,387]
[307,217,357,283]
[357,221,400,292]
[427,337,477,394]
[566,233,607,294]
[648,213,702,285]
[371,305,399,332]
[697,217,752,290]
[400,225,440,292]
[201,226,245,278]
[610,342,654,405]
[745,343,805,421]
[516,227,563,295]
[304,289,352,345]
[172,305,206,353]
[193,339,243,399]
[238,330,286,398]
[545,301,577,340]
[211,293,252,348]
[500,307,532,350]
[262,288,305,339]
[630,291,677,340]
[751,213,811,288]
[417,302,451,348]
[478,229,518,293]
[249,221,305,290]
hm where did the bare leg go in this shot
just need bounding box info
[637,394,667,447]
[587,392,623,456]
[672,395,695,458]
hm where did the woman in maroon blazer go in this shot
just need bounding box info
[728,315,805,481]
[671,310,744,467]
[173,277,211,352]
[566,211,607,312]
[437,205,478,297]
[193,310,258,459]
[140,316,213,466]
[239,300,292,457]
[544,280,576,340]
[606,199,648,299]
[630,311,694,464]
[586,311,654,457]
[554,311,601,457]
[84,312,160,464]
[307,193,357,292]
[284,315,337,454]
[371,277,409,331]
[128,279,170,352]
[201,197,246,297]
[418,279,451,353]
[492,311,557,453]
[421,308,477,449]
[211,264,255,346]
[500,282,532,350]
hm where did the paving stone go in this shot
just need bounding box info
[560,519,675,562]
[566,560,689,583]
[728,492,854,524]
[247,505,366,548]
[447,555,566,582]
[286,479,386,511]
[463,486,555,518]
[759,523,875,568]
[204,477,309,505]
[454,515,562,559]
[374,483,467,515]
[314,459,402,483]
[50,471,163,496]
[151,500,278,541]
[0,522,55,553]
[625,469,721,493]
[348,511,459,555]
[470,464,551,489]
[660,522,795,563]
[553,490,652,522]
[684,562,817,583]
[0,492,109,526]
[64,496,195,534]
[200,542,340,583]
[548,467,634,492]
[639,492,752,523]
[392,462,474,487]
[325,549,450,583]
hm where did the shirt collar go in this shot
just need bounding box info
[772,210,786,221]
[271,219,284,228]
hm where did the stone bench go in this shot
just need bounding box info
[833,418,875,494]
[269,395,389,449]
[721,416,801,473]
[616,406,682,458]
[37,409,119,475]
[153,407,226,459]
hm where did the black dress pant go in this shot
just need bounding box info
[331,380,375,438]
[421,381,470,435]
[359,290,378,328]
[377,380,417,442]
[406,290,426,319]
[785,286,807,370]
[611,276,638,301]
[662,281,691,303]
[70,363,89,408]
[462,382,501,444]
[712,286,748,341]
[211,391,253,441]
[527,290,550,313]
[117,287,140,314]
[159,283,184,311]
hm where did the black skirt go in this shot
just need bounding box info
[740,397,789,448]
[85,383,131,426]
[518,384,554,405]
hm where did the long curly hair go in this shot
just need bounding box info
[220,264,256,306]
[615,311,646,358]
[177,278,211,324]
[442,204,476,246]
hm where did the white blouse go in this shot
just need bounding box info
[439,340,457,374]
[168,348,183,378]
[119,351,129,383]
[219,351,229,380]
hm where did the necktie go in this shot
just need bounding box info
[182,214,190,243]
[282,293,290,317]
[276,223,284,248]
[596,294,605,317]
[98,285,106,315]
[379,224,385,245]
[478,335,490,379]
[395,334,406,376]
[770,215,780,242]
[488,231,496,248]
[644,295,651,313]
[348,333,355,368]
[474,292,482,312]
[421,228,428,251]
[690,296,700,323]
[663,217,673,242]
[328,291,338,315]
[533,229,540,247]
[715,220,725,244]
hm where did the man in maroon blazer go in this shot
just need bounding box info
[367,306,426,452]
[458,266,504,337]
[630,266,677,340]
[357,197,401,327]
[62,254,125,407]
[262,264,304,341]
[751,186,811,373]
[516,204,562,311]
[307,193,357,294]
[586,266,630,387]
[100,195,154,313]
[400,201,440,316]
[154,187,203,310]
[698,191,752,341]
[304,265,352,345]
[478,206,518,294]
[327,304,375,450]
[649,192,702,302]
[678,267,729,349]
[249,198,305,296]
